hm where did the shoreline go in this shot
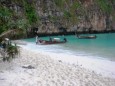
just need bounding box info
[21,43,115,79]
[0,46,115,86]
[29,30,115,38]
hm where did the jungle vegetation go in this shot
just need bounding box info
[0,0,115,36]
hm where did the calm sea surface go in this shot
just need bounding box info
[23,33,115,61]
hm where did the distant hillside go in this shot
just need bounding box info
[0,0,115,38]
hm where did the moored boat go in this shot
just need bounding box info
[77,34,97,39]
[36,38,67,45]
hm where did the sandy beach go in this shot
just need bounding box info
[0,47,115,86]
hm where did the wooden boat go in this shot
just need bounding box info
[37,38,67,45]
[77,34,97,39]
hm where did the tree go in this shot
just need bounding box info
[0,5,12,34]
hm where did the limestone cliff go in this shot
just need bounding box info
[0,0,115,37]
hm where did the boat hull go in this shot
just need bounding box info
[77,35,97,39]
[37,40,66,45]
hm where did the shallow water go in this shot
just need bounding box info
[21,33,115,78]
[23,33,115,61]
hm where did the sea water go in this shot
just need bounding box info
[23,33,115,61]
[22,33,115,78]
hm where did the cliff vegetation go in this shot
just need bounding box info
[0,0,115,38]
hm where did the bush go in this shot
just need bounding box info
[2,43,19,62]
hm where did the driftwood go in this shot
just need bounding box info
[22,65,35,69]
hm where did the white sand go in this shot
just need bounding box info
[0,47,115,86]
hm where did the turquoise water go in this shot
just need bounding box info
[23,33,115,61]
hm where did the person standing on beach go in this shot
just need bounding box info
[36,35,38,44]
[49,37,52,42]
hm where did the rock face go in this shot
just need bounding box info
[1,0,115,36]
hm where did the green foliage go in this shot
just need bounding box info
[54,0,64,10]
[54,0,81,25]
[96,0,113,14]
[0,3,28,34]
[11,0,23,3]
[63,10,71,20]
[2,43,19,62]
[16,19,28,30]
[69,1,81,17]
[9,18,29,31]
[68,1,81,24]
[0,6,12,19]
[0,5,12,34]
[7,44,18,56]
[0,0,38,36]
[48,15,59,22]
[23,0,39,26]
[71,1,81,10]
